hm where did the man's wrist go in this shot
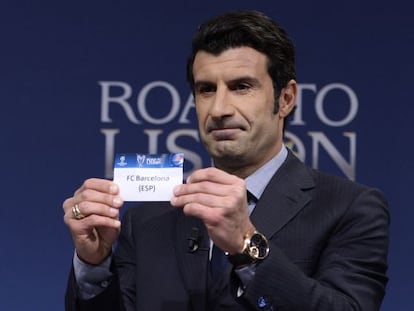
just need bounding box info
[227,230,270,267]
[76,248,112,266]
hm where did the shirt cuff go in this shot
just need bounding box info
[73,251,113,300]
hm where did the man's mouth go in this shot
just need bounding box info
[209,127,244,140]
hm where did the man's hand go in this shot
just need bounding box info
[63,178,123,265]
[171,167,255,254]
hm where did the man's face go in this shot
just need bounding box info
[192,47,287,175]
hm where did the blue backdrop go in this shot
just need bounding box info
[1,1,413,310]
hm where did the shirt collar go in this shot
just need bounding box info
[245,145,288,201]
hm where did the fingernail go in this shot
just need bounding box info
[110,208,118,216]
[113,197,123,206]
[109,184,118,194]
[173,185,181,195]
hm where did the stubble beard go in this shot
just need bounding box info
[206,140,251,170]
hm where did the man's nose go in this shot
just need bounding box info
[209,88,234,118]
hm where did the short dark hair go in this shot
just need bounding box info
[186,10,296,114]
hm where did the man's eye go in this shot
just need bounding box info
[197,85,215,94]
[233,83,251,91]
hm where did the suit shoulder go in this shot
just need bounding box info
[308,168,388,207]
[309,168,364,189]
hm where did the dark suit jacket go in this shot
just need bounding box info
[65,151,389,310]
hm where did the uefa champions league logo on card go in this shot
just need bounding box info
[137,154,146,167]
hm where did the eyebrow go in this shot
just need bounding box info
[227,76,261,87]
[193,80,213,89]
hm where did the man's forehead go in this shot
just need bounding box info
[193,47,268,79]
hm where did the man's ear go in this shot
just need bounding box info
[278,79,297,118]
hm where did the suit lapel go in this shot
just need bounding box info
[251,151,315,238]
[174,211,209,311]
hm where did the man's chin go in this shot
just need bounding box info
[208,146,245,163]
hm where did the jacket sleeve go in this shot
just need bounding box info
[64,208,137,311]
[64,202,172,311]
[234,187,389,311]
[64,263,126,311]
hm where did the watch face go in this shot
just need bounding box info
[249,233,270,259]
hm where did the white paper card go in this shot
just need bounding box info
[113,153,184,201]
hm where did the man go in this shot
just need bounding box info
[63,10,389,310]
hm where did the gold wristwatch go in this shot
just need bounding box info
[227,230,270,267]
